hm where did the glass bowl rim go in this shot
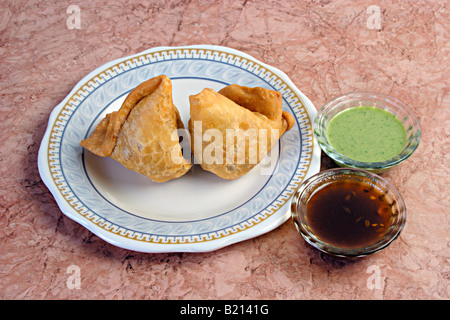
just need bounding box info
[291,167,407,258]
[314,91,422,170]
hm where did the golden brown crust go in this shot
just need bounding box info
[218,84,283,121]
[80,75,169,157]
[79,111,119,157]
[189,85,295,180]
[219,84,295,133]
[282,110,295,132]
[80,75,192,183]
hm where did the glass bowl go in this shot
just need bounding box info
[314,91,421,173]
[291,168,407,258]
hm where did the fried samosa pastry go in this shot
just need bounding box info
[80,75,192,183]
[188,84,295,180]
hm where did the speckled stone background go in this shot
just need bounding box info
[0,0,448,299]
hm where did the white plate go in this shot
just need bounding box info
[38,45,320,253]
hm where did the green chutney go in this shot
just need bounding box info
[326,106,407,162]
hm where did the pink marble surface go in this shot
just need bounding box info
[0,0,449,299]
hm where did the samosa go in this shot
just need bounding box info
[188,84,295,180]
[80,75,192,183]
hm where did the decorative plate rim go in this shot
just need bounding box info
[37,45,320,253]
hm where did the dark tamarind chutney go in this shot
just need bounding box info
[306,179,393,249]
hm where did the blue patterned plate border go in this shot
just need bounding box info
[38,45,320,252]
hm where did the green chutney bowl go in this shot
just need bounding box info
[314,92,421,173]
